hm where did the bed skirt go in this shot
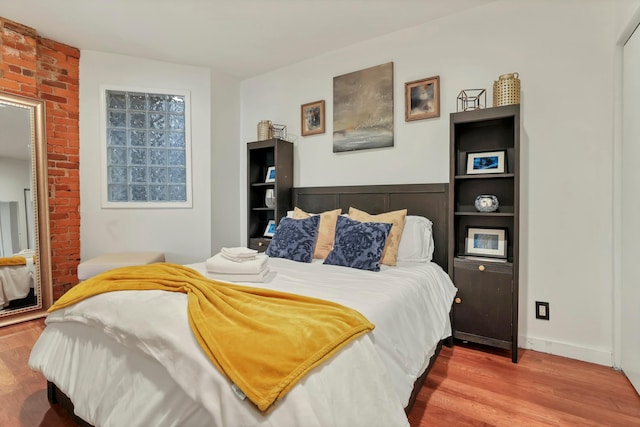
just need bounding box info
[46,340,446,426]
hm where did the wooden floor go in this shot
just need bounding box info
[1,319,639,427]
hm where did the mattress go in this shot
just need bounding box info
[0,263,33,306]
[29,258,456,427]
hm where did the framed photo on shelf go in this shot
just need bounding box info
[465,227,507,258]
[301,100,325,136]
[404,75,440,121]
[263,220,276,238]
[265,166,276,182]
[466,150,506,175]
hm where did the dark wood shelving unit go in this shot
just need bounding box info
[448,104,520,363]
[246,138,293,252]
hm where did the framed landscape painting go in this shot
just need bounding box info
[333,62,394,153]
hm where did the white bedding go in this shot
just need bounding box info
[29,258,456,427]
[0,262,33,307]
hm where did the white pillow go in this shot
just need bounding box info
[288,209,349,218]
[396,215,434,263]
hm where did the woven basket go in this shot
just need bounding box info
[257,120,272,140]
[493,72,520,106]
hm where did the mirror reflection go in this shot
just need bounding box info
[0,92,50,322]
[0,99,37,312]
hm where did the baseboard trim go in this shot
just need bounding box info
[520,335,614,367]
[624,371,640,395]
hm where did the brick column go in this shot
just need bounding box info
[0,17,80,299]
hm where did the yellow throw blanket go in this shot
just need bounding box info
[49,263,374,411]
[0,256,26,266]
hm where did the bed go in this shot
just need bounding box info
[29,183,455,427]
[0,253,35,309]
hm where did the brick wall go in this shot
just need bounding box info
[0,17,80,299]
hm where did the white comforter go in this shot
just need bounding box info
[29,259,456,427]
[0,263,33,307]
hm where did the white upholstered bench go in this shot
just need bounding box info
[77,252,166,281]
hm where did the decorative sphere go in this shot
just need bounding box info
[475,195,499,212]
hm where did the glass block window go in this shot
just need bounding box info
[103,89,191,208]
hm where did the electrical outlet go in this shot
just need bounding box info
[535,301,550,320]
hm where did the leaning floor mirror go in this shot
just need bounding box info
[0,91,52,327]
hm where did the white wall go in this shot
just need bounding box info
[0,157,30,251]
[79,51,212,264]
[621,11,640,393]
[211,70,242,253]
[240,0,620,365]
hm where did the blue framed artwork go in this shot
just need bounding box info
[466,150,506,175]
[465,227,507,258]
[265,166,276,182]
[264,219,276,237]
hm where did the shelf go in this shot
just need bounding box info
[247,139,293,252]
[449,105,520,363]
[455,211,514,217]
[248,237,272,252]
[454,255,513,267]
[454,173,514,180]
[455,205,515,216]
[453,332,512,350]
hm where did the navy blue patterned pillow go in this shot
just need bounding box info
[323,216,392,271]
[265,216,320,263]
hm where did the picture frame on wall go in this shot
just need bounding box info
[466,150,506,175]
[465,227,507,258]
[333,62,394,152]
[301,100,325,136]
[265,166,276,182]
[263,220,276,238]
[405,75,440,121]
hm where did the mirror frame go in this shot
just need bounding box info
[0,91,52,327]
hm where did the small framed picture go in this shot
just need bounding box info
[465,227,507,258]
[466,150,506,175]
[264,219,276,237]
[301,100,325,136]
[405,75,440,121]
[265,166,276,182]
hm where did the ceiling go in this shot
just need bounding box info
[0,0,495,161]
[0,0,493,80]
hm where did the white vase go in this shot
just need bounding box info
[265,189,275,208]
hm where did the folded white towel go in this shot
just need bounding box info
[205,253,268,275]
[221,247,258,258]
[220,247,259,262]
[206,268,272,283]
[220,252,256,263]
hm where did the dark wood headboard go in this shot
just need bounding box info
[292,183,449,271]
